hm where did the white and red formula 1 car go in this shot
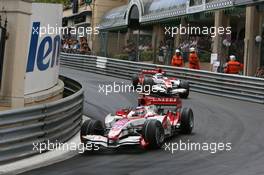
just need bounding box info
[131,68,190,98]
[80,96,194,149]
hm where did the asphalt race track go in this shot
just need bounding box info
[22,68,264,175]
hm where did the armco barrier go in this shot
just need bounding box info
[0,76,83,164]
[61,53,264,104]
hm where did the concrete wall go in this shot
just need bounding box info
[0,1,64,109]
[0,0,32,108]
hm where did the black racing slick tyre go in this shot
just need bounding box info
[180,108,194,134]
[131,74,139,88]
[142,120,165,149]
[179,80,190,99]
[143,77,154,92]
[80,120,104,143]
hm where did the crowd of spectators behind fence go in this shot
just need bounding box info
[60,36,264,78]
[62,37,91,54]
[178,36,212,55]
[156,36,211,64]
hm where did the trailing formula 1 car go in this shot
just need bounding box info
[131,68,190,98]
[80,96,194,150]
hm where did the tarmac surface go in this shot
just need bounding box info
[21,67,264,175]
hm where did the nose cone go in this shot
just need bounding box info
[108,130,121,141]
[108,118,129,140]
[165,80,172,88]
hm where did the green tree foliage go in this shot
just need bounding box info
[34,0,71,6]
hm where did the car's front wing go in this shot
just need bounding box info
[152,85,187,94]
[82,135,141,148]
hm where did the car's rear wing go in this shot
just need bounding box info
[141,68,165,75]
[138,95,182,107]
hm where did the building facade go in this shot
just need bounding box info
[63,0,128,53]
[99,0,264,76]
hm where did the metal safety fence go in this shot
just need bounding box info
[0,76,84,164]
[61,53,264,104]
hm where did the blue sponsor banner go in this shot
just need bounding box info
[26,22,60,73]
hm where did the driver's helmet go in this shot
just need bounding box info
[155,73,163,79]
[131,107,146,117]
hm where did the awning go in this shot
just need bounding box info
[143,0,187,14]
[99,0,243,31]
[234,0,264,6]
[63,10,91,20]
[141,0,187,23]
[98,5,127,30]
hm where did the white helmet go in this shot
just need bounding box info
[155,73,163,79]
[190,47,196,52]
[175,49,181,53]
[230,55,236,61]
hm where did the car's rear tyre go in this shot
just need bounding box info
[131,74,139,88]
[180,108,194,134]
[179,80,190,99]
[80,120,104,143]
[142,120,165,149]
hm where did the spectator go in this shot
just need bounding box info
[158,41,167,64]
[256,67,264,78]
[224,55,243,74]
[125,43,137,61]
[180,40,190,62]
[84,43,91,54]
[62,39,70,51]
[171,49,184,67]
[80,41,91,54]
[188,47,200,70]
[72,39,80,51]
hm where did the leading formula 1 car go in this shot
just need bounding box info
[131,68,190,98]
[80,96,194,149]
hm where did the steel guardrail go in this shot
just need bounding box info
[0,76,84,164]
[60,53,264,104]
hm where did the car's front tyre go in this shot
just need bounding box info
[142,120,165,149]
[80,119,104,143]
[179,80,190,99]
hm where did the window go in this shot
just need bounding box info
[190,0,203,6]
[72,0,79,14]
[74,15,86,24]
